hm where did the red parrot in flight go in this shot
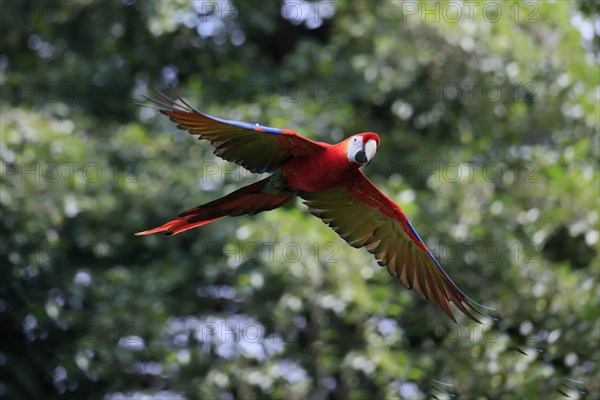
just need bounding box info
[136,89,493,323]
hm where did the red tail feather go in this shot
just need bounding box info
[135,176,293,237]
[135,217,223,236]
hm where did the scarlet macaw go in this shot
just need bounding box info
[136,90,493,322]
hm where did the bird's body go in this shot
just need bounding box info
[136,89,493,323]
[282,137,374,192]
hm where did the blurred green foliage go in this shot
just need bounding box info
[1,1,599,399]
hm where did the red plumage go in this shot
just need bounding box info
[135,89,493,323]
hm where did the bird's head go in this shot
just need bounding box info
[346,132,380,167]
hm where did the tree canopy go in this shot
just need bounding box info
[1,1,598,399]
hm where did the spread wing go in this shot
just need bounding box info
[301,170,493,322]
[140,89,324,173]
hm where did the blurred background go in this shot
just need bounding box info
[1,1,598,399]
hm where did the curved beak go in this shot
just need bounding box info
[355,149,368,164]
[360,139,378,166]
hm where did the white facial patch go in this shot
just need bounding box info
[347,136,378,165]
[347,136,364,163]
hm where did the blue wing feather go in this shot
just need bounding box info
[406,221,496,319]
[204,114,284,135]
